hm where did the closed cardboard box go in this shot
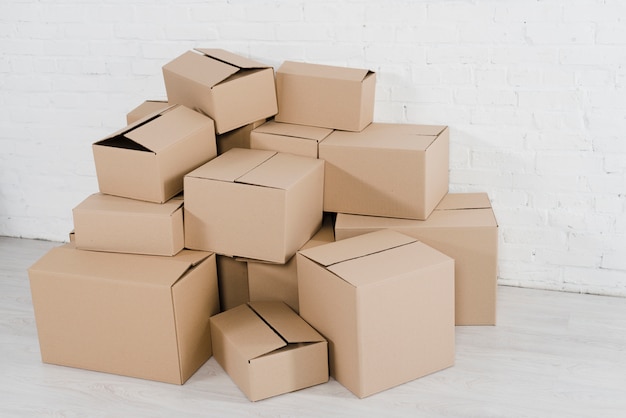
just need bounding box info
[210,301,328,401]
[163,48,278,134]
[319,122,449,220]
[297,229,455,398]
[28,244,220,385]
[247,213,335,313]
[126,99,170,124]
[184,148,324,263]
[335,192,499,325]
[93,104,217,203]
[72,193,184,256]
[250,120,333,158]
[275,61,375,132]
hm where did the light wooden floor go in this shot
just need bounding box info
[2,236,626,417]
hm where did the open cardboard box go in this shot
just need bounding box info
[28,244,220,385]
[297,229,455,398]
[210,301,328,401]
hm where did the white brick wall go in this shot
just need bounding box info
[2,0,625,296]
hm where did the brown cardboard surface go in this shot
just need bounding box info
[126,100,170,124]
[216,255,249,312]
[297,229,455,398]
[247,213,335,312]
[250,120,333,158]
[162,49,277,134]
[184,148,324,263]
[275,61,375,132]
[27,244,219,385]
[72,193,184,256]
[319,122,449,220]
[334,192,499,325]
[210,301,328,401]
[217,119,266,155]
[93,104,217,203]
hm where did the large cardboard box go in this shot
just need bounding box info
[216,255,249,312]
[184,148,325,263]
[93,104,217,203]
[210,301,328,401]
[126,99,170,124]
[247,213,335,313]
[319,123,449,220]
[217,119,266,155]
[335,193,499,325]
[275,61,375,132]
[72,193,184,256]
[28,244,220,385]
[297,229,455,398]
[250,120,333,158]
[162,48,278,134]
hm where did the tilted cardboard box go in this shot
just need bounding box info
[28,244,220,385]
[126,99,170,124]
[319,122,449,220]
[210,301,329,401]
[72,193,184,256]
[162,48,278,134]
[93,104,217,203]
[335,193,499,325]
[247,213,335,313]
[250,119,333,158]
[184,148,325,263]
[297,229,455,398]
[275,60,375,132]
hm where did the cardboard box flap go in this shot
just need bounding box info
[29,244,211,287]
[248,301,324,343]
[195,48,270,70]
[324,126,437,151]
[236,152,323,190]
[436,192,492,210]
[187,148,276,182]
[164,50,239,89]
[299,229,416,268]
[213,304,286,360]
[279,60,371,82]
[75,193,183,216]
[364,122,447,137]
[254,120,333,141]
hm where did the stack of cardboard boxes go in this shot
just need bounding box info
[27,48,498,401]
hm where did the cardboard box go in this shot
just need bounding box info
[126,100,170,124]
[275,61,375,132]
[297,229,455,398]
[247,213,335,313]
[217,119,266,155]
[210,301,328,401]
[250,120,333,158]
[216,255,249,312]
[335,193,499,325]
[162,48,278,134]
[93,104,217,203]
[184,148,325,263]
[72,193,184,256]
[28,244,220,385]
[319,122,449,220]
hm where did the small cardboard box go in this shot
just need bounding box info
[319,122,449,220]
[210,301,328,401]
[335,193,499,325]
[297,229,455,398]
[184,148,325,263]
[162,48,278,134]
[28,244,220,385]
[275,61,375,132]
[247,213,335,313]
[93,104,217,203]
[126,100,170,124]
[216,254,249,312]
[250,120,333,158]
[72,193,184,256]
[217,119,266,155]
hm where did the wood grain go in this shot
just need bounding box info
[1,236,625,417]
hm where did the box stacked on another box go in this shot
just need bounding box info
[28,47,498,401]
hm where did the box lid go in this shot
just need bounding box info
[195,48,271,70]
[29,244,211,287]
[278,60,371,82]
[253,120,333,142]
[248,301,324,343]
[74,193,183,216]
[322,123,445,151]
[436,192,492,210]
